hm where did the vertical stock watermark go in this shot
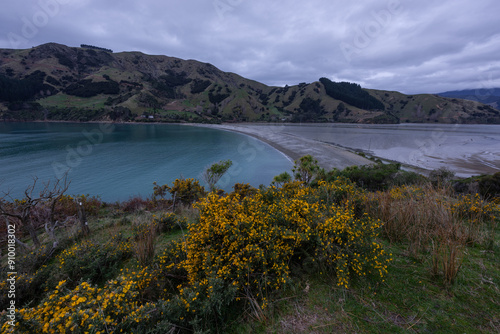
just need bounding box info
[340,0,403,62]
[7,0,70,49]
[5,220,17,328]
[213,0,244,20]
[51,123,115,179]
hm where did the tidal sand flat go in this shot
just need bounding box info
[197,123,500,177]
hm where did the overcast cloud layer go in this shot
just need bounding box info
[1,0,499,94]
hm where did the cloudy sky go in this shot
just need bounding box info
[1,0,499,94]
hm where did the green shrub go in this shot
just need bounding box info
[478,172,500,200]
[429,167,455,187]
[55,235,132,288]
[339,163,402,191]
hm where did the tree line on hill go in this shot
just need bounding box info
[80,44,113,53]
[320,77,385,111]
[0,71,56,103]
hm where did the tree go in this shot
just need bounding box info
[272,172,292,188]
[203,160,233,192]
[319,78,385,111]
[1,178,44,248]
[292,155,320,185]
[0,175,70,249]
[41,176,70,248]
[429,167,455,188]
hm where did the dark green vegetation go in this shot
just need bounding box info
[1,160,499,333]
[320,78,385,111]
[1,43,499,123]
[0,70,57,102]
[64,78,120,97]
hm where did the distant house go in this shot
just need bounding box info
[141,113,154,119]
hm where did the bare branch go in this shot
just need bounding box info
[0,174,71,249]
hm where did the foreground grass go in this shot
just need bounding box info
[235,236,499,333]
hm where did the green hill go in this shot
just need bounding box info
[1,43,499,124]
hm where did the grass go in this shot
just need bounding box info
[233,235,499,333]
[38,93,109,109]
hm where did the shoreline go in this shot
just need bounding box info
[1,119,374,170]
[3,120,498,177]
[188,123,374,171]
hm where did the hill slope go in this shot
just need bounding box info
[1,43,499,124]
[437,88,500,110]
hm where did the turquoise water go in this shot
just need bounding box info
[0,122,292,202]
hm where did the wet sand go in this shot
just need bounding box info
[192,123,500,177]
[192,123,373,171]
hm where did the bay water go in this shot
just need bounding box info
[0,122,293,202]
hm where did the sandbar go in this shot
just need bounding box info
[192,123,373,171]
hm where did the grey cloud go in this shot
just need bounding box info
[1,0,499,94]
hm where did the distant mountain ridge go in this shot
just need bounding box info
[437,88,500,110]
[0,43,499,124]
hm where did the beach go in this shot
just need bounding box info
[193,123,373,171]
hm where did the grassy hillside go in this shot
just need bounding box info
[1,43,499,124]
[1,163,498,333]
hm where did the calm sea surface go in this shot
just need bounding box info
[0,122,292,202]
[2,122,499,202]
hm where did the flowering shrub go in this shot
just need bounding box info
[185,184,318,306]
[312,178,367,215]
[0,272,38,312]
[154,178,206,206]
[230,183,258,199]
[317,203,390,288]
[179,180,390,309]
[452,193,497,223]
[16,243,53,274]
[0,242,77,309]
[169,178,206,205]
[1,269,163,334]
[452,193,499,246]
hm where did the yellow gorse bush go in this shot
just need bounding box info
[178,179,390,308]
[318,202,389,288]
[2,269,155,334]
[452,192,498,223]
[185,183,319,297]
[169,178,206,205]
